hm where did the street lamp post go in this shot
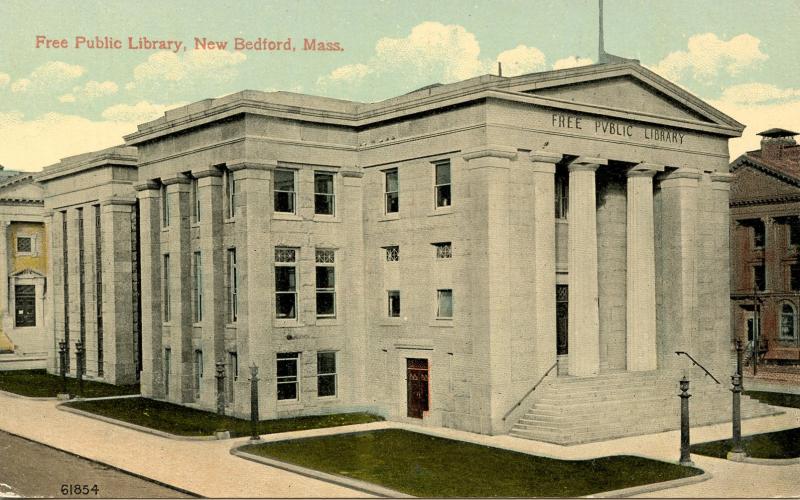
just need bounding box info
[730,372,744,459]
[75,342,85,398]
[752,287,761,376]
[58,340,68,395]
[679,377,693,466]
[249,364,260,442]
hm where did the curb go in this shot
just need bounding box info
[587,469,712,498]
[0,388,56,401]
[57,404,221,441]
[0,428,203,498]
[231,446,413,498]
[727,452,800,466]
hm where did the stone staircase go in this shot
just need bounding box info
[509,370,781,445]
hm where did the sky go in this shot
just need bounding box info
[1,0,799,171]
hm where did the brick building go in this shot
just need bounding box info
[730,128,800,378]
[11,60,778,443]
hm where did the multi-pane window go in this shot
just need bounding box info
[191,177,200,223]
[789,217,800,247]
[780,304,796,339]
[225,168,236,219]
[314,172,335,215]
[227,248,238,323]
[385,168,399,214]
[791,263,800,291]
[555,173,569,219]
[437,289,453,318]
[385,246,399,262]
[388,290,400,317]
[434,160,451,208]
[193,252,203,322]
[275,248,297,319]
[226,352,238,405]
[164,348,171,396]
[277,352,299,400]
[315,249,336,318]
[14,285,35,327]
[161,183,170,228]
[274,169,295,213]
[15,236,32,254]
[753,220,765,248]
[556,285,569,355]
[753,264,766,291]
[194,350,203,400]
[163,254,171,322]
[317,352,337,397]
[434,242,452,259]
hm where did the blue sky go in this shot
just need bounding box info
[1,0,799,170]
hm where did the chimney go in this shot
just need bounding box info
[758,128,799,161]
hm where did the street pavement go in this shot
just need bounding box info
[0,391,798,498]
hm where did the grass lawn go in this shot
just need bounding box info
[745,390,800,409]
[65,397,382,437]
[0,369,139,398]
[241,429,702,497]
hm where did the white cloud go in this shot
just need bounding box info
[59,80,119,103]
[101,100,187,123]
[553,56,594,71]
[324,63,372,83]
[497,45,546,76]
[11,61,85,93]
[0,112,136,170]
[58,94,76,103]
[650,33,767,83]
[0,73,9,87]
[710,83,800,158]
[126,50,246,90]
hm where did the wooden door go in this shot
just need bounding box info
[406,358,429,418]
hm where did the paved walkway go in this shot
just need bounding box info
[1,391,799,498]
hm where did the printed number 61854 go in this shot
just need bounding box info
[60,484,99,495]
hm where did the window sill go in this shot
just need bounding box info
[315,317,338,326]
[556,218,568,224]
[191,223,200,228]
[224,217,236,224]
[273,212,301,221]
[428,206,453,217]
[378,213,400,222]
[225,323,237,329]
[316,395,339,401]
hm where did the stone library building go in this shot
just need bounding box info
[0,61,777,444]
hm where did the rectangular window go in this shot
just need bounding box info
[790,218,800,247]
[388,290,400,318]
[62,211,70,371]
[275,248,297,319]
[15,236,32,254]
[77,208,86,346]
[434,160,451,208]
[314,172,335,215]
[193,252,203,322]
[433,242,452,259]
[385,168,399,214]
[791,263,800,291]
[164,348,171,396]
[191,177,200,223]
[315,249,336,318]
[225,168,236,219]
[227,248,238,323]
[556,284,568,355]
[555,173,569,219]
[161,184,170,228]
[384,245,399,262]
[226,352,237,405]
[95,205,103,375]
[194,350,203,400]
[274,169,296,214]
[317,352,337,397]
[277,352,299,401]
[14,285,36,327]
[163,254,171,322]
[753,264,766,291]
[437,289,453,318]
[753,221,765,248]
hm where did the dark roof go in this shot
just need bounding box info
[757,128,799,137]
[733,147,800,183]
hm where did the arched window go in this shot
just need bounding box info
[780,303,796,339]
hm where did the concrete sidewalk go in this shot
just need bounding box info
[1,391,799,498]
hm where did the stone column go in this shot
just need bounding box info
[530,151,561,373]
[164,174,193,402]
[66,208,81,376]
[658,168,700,370]
[135,181,163,398]
[194,168,225,407]
[463,145,516,434]
[229,161,273,415]
[100,198,136,384]
[626,163,660,371]
[710,172,735,376]
[763,216,780,292]
[567,157,606,377]
[43,210,58,374]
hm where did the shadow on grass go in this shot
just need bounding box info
[691,427,800,460]
[65,397,382,438]
[0,369,139,398]
[745,390,800,409]
[241,429,702,497]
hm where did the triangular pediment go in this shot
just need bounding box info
[0,175,42,201]
[10,268,45,279]
[730,160,800,203]
[505,63,743,131]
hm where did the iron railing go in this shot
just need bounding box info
[502,361,558,421]
[675,351,720,384]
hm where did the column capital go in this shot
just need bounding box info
[569,156,606,172]
[192,168,223,179]
[530,150,562,165]
[462,145,518,161]
[627,162,664,178]
[100,196,137,207]
[134,180,160,192]
[162,174,191,185]
[227,159,276,172]
[662,167,702,180]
